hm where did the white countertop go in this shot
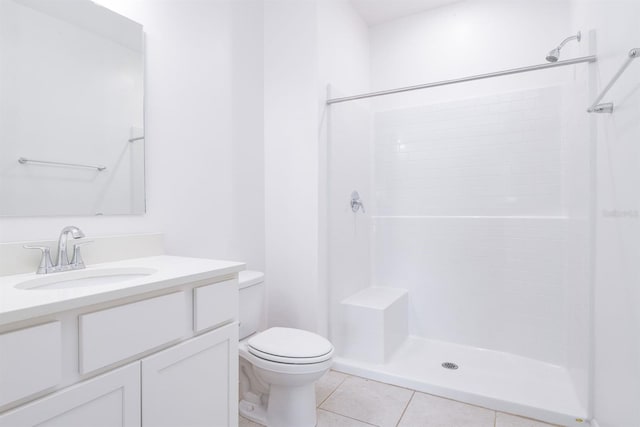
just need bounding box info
[0,255,245,326]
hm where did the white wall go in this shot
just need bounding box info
[231,0,265,272]
[571,1,640,426]
[263,0,369,335]
[0,0,265,271]
[264,0,320,331]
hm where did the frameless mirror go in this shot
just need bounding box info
[0,0,145,216]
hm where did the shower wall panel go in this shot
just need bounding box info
[373,216,566,365]
[328,98,372,354]
[372,87,571,365]
[374,87,565,216]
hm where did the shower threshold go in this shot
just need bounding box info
[332,336,588,427]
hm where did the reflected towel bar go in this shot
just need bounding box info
[587,48,639,113]
[326,55,597,105]
[18,157,107,171]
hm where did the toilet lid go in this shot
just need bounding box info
[248,327,333,364]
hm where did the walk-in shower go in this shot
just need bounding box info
[326,28,597,427]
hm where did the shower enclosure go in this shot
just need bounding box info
[326,42,595,426]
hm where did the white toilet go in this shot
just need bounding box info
[238,271,334,427]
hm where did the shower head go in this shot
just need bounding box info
[546,31,581,62]
[546,48,561,63]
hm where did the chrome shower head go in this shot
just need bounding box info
[546,48,561,62]
[546,31,581,63]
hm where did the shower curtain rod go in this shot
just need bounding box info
[326,55,597,105]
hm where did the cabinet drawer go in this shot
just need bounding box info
[193,279,238,332]
[0,322,62,407]
[79,292,188,374]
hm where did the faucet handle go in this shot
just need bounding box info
[71,241,93,269]
[23,245,54,274]
[350,191,366,213]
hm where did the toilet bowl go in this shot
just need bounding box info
[239,328,333,426]
[238,272,334,427]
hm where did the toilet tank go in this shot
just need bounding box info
[238,271,265,340]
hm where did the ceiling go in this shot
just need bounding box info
[349,0,463,26]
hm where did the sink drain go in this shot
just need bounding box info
[441,362,459,370]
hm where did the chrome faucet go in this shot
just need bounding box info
[55,226,85,269]
[24,226,91,274]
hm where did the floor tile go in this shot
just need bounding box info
[495,412,561,427]
[316,370,350,406]
[239,415,264,427]
[320,376,414,427]
[317,409,377,426]
[397,392,495,427]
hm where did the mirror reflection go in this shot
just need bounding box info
[0,0,145,216]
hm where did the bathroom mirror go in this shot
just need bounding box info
[0,0,145,216]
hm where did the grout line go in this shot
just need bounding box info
[320,408,379,426]
[395,391,415,427]
[317,371,350,408]
[338,370,417,393]
[419,389,499,413]
[494,410,497,427]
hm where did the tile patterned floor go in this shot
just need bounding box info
[239,370,563,427]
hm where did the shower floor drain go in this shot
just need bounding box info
[441,362,459,370]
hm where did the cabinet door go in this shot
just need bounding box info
[0,363,140,427]
[142,323,238,427]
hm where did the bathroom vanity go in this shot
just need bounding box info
[0,255,243,427]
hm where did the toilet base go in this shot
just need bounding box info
[265,383,317,427]
[239,384,318,427]
[239,399,268,425]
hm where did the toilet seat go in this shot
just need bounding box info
[247,327,334,365]
[249,347,332,364]
[240,341,333,375]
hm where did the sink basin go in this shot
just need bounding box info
[15,267,157,291]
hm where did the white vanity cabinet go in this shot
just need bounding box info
[0,363,141,427]
[0,269,240,427]
[142,322,238,427]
